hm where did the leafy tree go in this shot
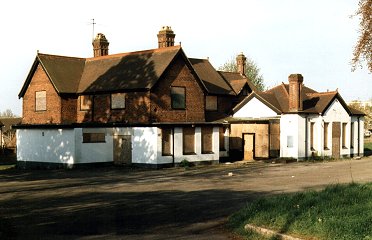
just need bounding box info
[218,56,266,91]
[348,100,372,130]
[0,109,17,118]
[351,0,372,73]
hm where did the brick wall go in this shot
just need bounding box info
[150,55,205,122]
[22,64,62,124]
[76,92,151,123]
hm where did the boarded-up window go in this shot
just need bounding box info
[35,91,46,111]
[324,122,329,149]
[111,93,126,109]
[206,96,217,111]
[83,133,105,143]
[202,127,213,154]
[350,122,354,149]
[310,122,315,150]
[171,87,185,109]
[219,127,226,151]
[183,127,195,154]
[162,128,172,156]
[80,95,92,111]
[342,123,347,148]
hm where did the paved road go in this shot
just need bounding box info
[1,156,371,239]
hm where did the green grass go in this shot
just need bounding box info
[228,183,372,240]
[0,165,15,170]
[365,141,372,152]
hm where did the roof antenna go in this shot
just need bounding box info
[91,18,96,40]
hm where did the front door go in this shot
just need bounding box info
[113,135,132,164]
[332,122,341,159]
[243,133,254,161]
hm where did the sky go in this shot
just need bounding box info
[0,0,371,116]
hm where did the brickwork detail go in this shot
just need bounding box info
[22,64,62,124]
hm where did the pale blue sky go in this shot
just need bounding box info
[0,0,370,115]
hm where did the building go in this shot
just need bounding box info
[16,27,255,168]
[229,74,365,160]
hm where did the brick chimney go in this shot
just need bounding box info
[157,26,175,48]
[236,52,246,75]
[92,33,109,57]
[288,74,303,112]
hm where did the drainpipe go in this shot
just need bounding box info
[172,128,175,166]
[304,115,308,160]
[357,117,360,156]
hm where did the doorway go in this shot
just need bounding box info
[332,122,341,159]
[113,135,132,164]
[243,133,255,161]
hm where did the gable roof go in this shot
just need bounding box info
[80,46,183,93]
[189,58,235,95]
[232,91,282,115]
[0,118,22,132]
[19,46,184,97]
[234,82,363,116]
[218,71,258,94]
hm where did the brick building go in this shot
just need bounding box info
[16,27,256,168]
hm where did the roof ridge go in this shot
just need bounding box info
[37,53,85,60]
[307,90,337,96]
[86,45,181,61]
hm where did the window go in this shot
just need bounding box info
[350,122,354,149]
[183,127,195,154]
[161,128,172,156]
[324,122,329,149]
[83,133,105,143]
[80,95,92,111]
[35,91,46,111]
[111,93,126,109]
[310,122,315,150]
[342,123,347,148]
[206,96,217,111]
[171,87,185,109]
[201,127,213,154]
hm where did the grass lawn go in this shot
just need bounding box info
[365,141,372,152]
[228,183,372,240]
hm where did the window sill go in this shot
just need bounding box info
[202,151,214,154]
[183,152,196,155]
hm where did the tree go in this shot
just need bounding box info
[218,56,266,91]
[351,0,372,73]
[0,109,17,118]
[348,100,372,130]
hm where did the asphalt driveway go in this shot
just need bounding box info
[1,157,372,240]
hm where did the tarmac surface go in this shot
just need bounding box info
[1,156,372,239]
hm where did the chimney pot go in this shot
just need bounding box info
[236,52,247,75]
[92,33,109,57]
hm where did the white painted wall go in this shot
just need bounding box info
[76,128,113,163]
[173,127,219,163]
[233,97,278,118]
[17,128,75,166]
[132,127,159,164]
[219,127,229,158]
[280,114,301,158]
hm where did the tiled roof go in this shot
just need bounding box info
[218,71,258,94]
[19,46,182,97]
[189,58,235,95]
[80,46,181,93]
[234,82,362,116]
[0,118,22,132]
